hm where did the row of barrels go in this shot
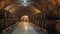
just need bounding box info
[30,13,60,34]
[0,9,16,34]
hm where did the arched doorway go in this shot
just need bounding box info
[21,15,29,22]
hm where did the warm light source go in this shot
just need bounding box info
[30,6,41,15]
[4,4,15,11]
[9,8,15,13]
[21,15,29,22]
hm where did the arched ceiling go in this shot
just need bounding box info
[0,0,60,17]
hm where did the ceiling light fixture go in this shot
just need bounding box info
[17,0,33,6]
[23,0,29,6]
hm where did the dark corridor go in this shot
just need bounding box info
[0,0,60,34]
